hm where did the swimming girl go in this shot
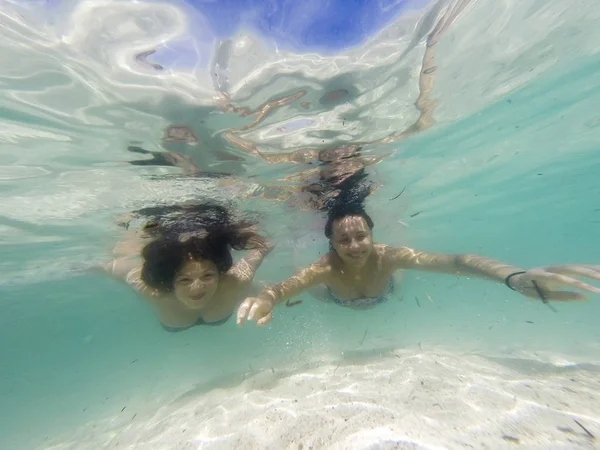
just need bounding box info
[105,201,273,331]
[236,200,600,326]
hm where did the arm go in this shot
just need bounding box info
[387,246,523,284]
[99,232,163,299]
[387,246,600,302]
[236,260,331,326]
[103,256,140,281]
[257,262,330,306]
[230,244,274,282]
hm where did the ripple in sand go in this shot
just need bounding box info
[44,348,600,450]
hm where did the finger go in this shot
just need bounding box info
[536,273,600,294]
[545,266,600,282]
[247,302,264,321]
[562,278,600,294]
[236,301,251,325]
[257,312,272,327]
[541,291,588,302]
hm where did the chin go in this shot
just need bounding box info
[182,298,210,310]
[345,257,368,266]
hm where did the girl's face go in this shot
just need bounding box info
[173,258,220,309]
[330,215,373,267]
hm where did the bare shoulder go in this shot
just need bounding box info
[282,253,334,283]
[314,252,335,271]
[301,252,334,282]
[380,245,414,266]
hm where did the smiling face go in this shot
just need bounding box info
[330,215,374,267]
[173,257,220,309]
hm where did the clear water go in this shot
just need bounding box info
[2,0,600,448]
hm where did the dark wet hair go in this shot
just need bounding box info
[325,202,374,240]
[135,201,267,292]
[323,166,374,245]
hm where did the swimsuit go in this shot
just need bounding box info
[161,314,232,332]
[327,277,395,309]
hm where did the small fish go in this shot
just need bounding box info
[390,187,406,201]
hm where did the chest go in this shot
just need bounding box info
[330,265,393,299]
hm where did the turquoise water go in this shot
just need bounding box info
[2,0,600,448]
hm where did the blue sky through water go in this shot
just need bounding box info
[33,0,430,51]
[182,0,429,51]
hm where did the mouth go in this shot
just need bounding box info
[190,293,206,301]
[347,252,366,260]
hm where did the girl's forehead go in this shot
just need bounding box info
[333,216,369,234]
[179,258,216,273]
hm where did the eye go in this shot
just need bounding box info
[356,234,367,240]
[178,278,192,284]
[203,273,215,280]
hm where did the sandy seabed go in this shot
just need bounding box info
[45,347,600,450]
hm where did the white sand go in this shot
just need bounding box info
[44,347,600,450]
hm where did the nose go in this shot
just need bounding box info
[190,279,204,293]
[349,239,361,249]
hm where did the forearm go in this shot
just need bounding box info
[454,254,524,283]
[232,244,274,281]
[256,265,325,306]
[244,247,270,269]
[257,280,304,306]
[395,247,524,284]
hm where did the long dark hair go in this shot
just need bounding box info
[321,154,374,247]
[133,201,267,292]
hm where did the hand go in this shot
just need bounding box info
[509,265,600,301]
[236,297,274,326]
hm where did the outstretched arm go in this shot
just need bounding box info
[388,246,521,283]
[236,262,330,326]
[387,246,600,301]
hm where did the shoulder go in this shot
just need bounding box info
[380,245,415,267]
[308,253,335,278]
[314,252,334,268]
